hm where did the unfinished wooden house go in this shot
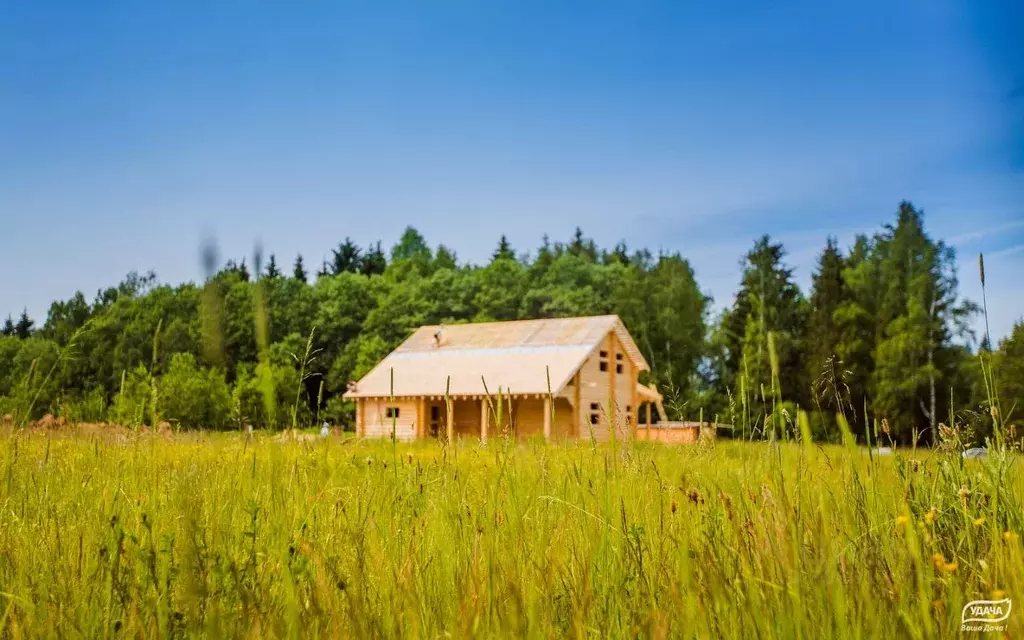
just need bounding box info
[344,315,667,441]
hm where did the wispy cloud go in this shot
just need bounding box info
[948,219,1024,246]
[986,243,1024,261]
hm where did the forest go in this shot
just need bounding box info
[1,201,1021,444]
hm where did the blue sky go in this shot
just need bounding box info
[2,1,1021,341]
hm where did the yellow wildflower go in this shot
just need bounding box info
[943,562,958,573]
[931,553,945,567]
[1003,531,1018,542]
[974,517,986,527]
[924,508,937,525]
[896,515,908,526]
[992,590,1006,599]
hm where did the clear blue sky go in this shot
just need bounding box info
[2,1,1021,340]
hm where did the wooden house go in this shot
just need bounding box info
[343,315,667,441]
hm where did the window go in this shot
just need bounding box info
[590,403,599,411]
[590,403,600,425]
[599,350,608,358]
[590,413,600,425]
[599,349,610,372]
[600,361,609,372]
[616,353,623,360]
[386,407,400,419]
[615,363,623,374]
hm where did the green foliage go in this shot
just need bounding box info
[721,236,808,431]
[58,386,109,424]
[232,361,300,429]
[158,353,232,428]
[292,254,308,283]
[0,212,995,441]
[995,321,1024,426]
[110,365,154,428]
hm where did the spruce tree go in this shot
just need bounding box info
[331,239,362,275]
[293,255,308,283]
[360,242,387,276]
[806,237,848,414]
[722,236,808,412]
[493,235,515,262]
[265,254,281,279]
[870,202,976,442]
[14,309,34,339]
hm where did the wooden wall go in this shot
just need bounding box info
[573,331,638,441]
[516,398,574,440]
[359,398,419,441]
[453,399,481,437]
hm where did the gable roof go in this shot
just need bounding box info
[344,315,648,399]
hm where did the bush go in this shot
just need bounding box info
[58,387,108,424]
[158,353,232,429]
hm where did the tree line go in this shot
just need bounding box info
[1,201,1020,443]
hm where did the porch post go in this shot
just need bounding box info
[480,398,489,442]
[446,398,454,443]
[543,396,552,441]
[645,402,652,435]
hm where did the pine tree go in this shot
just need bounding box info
[995,320,1024,423]
[806,237,848,414]
[493,235,515,262]
[316,259,331,279]
[568,227,598,262]
[833,235,878,435]
[871,202,976,442]
[434,245,458,271]
[603,241,629,266]
[360,242,387,276]
[331,238,362,275]
[293,255,308,283]
[1,315,14,336]
[722,236,808,413]
[15,308,34,339]
[390,228,431,264]
[265,254,281,279]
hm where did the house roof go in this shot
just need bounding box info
[344,315,648,399]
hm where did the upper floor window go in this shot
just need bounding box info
[386,407,400,419]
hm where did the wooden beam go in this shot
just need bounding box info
[358,399,365,437]
[481,398,488,442]
[417,397,426,439]
[630,363,638,437]
[446,398,454,443]
[573,370,581,439]
[543,396,552,441]
[608,332,617,439]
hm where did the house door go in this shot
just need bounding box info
[429,404,443,438]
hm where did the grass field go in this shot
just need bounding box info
[0,429,1020,638]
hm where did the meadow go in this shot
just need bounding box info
[0,428,1020,638]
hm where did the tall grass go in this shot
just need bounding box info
[0,432,1019,638]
